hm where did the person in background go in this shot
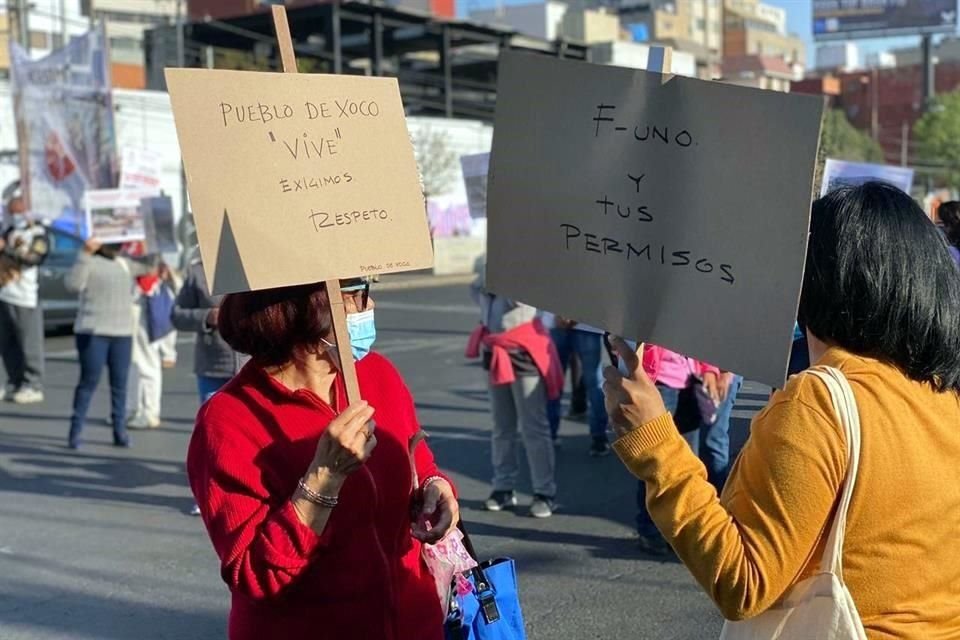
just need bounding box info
[468,266,563,518]
[605,183,960,636]
[128,257,181,429]
[0,185,49,404]
[65,239,150,449]
[187,278,459,640]
[702,370,741,490]
[936,200,960,266]
[566,353,588,419]
[545,315,611,456]
[171,254,246,516]
[631,345,724,556]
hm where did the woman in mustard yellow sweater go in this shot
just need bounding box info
[604,182,960,639]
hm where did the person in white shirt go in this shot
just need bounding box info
[0,186,49,404]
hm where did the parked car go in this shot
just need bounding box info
[38,226,83,332]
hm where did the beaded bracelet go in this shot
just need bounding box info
[297,478,339,508]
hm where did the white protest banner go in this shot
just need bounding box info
[165,68,434,295]
[11,25,117,236]
[460,152,490,219]
[821,159,914,197]
[84,189,147,244]
[486,52,825,387]
[142,195,177,254]
[121,147,164,196]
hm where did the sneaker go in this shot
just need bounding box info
[530,494,556,519]
[189,504,202,517]
[11,387,43,404]
[127,414,161,430]
[113,435,132,448]
[483,490,518,512]
[637,534,674,558]
[1,384,15,401]
[589,437,611,457]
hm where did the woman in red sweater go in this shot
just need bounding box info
[186,278,459,640]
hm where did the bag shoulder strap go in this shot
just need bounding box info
[807,366,862,581]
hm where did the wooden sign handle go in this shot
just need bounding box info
[271,5,362,405]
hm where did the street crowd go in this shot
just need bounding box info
[2,180,960,639]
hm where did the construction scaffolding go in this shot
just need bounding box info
[144,1,590,122]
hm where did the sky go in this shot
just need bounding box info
[764,0,950,67]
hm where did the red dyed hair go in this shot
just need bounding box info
[218,282,332,367]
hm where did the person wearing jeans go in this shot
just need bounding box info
[71,334,133,446]
[547,322,610,456]
[65,240,149,449]
[633,346,725,556]
[171,255,246,515]
[699,373,742,491]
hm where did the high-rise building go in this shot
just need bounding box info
[0,1,179,88]
[0,1,88,72]
[610,0,724,78]
[469,1,621,44]
[723,0,803,67]
[816,42,859,73]
[85,0,179,88]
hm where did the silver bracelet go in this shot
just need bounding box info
[297,478,339,508]
[421,475,446,491]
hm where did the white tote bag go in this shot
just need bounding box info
[719,366,868,640]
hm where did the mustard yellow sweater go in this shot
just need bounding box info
[614,348,960,639]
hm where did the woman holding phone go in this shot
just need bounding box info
[604,183,960,636]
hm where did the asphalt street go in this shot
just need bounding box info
[0,280,770,639]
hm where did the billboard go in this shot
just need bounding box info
[813,0,958,40]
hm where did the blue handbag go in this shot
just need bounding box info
[145,284,175,342]
[444,525,526,640]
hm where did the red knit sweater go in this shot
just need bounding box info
[187,354,448,640]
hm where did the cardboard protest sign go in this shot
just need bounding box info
[121,146,164,196]
[84,189,147,243]
[486,52,825,387]
[821,159,914,197]
[142,195,177,254]
[164,68,433,295]
[460,152,490,219]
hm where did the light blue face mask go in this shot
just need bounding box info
[345,309,376,361]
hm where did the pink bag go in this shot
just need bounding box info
[421,528,478,616]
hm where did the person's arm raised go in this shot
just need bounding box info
[602,337,846,620]
[187,401,376,601]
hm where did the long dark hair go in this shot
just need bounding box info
[939,201,960,248]
[799,182,960,393]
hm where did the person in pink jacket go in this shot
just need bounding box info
[635,345,740,556]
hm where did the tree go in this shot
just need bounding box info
[914,91,960,187]
[411,127,458,198]
[814,109,885,194]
